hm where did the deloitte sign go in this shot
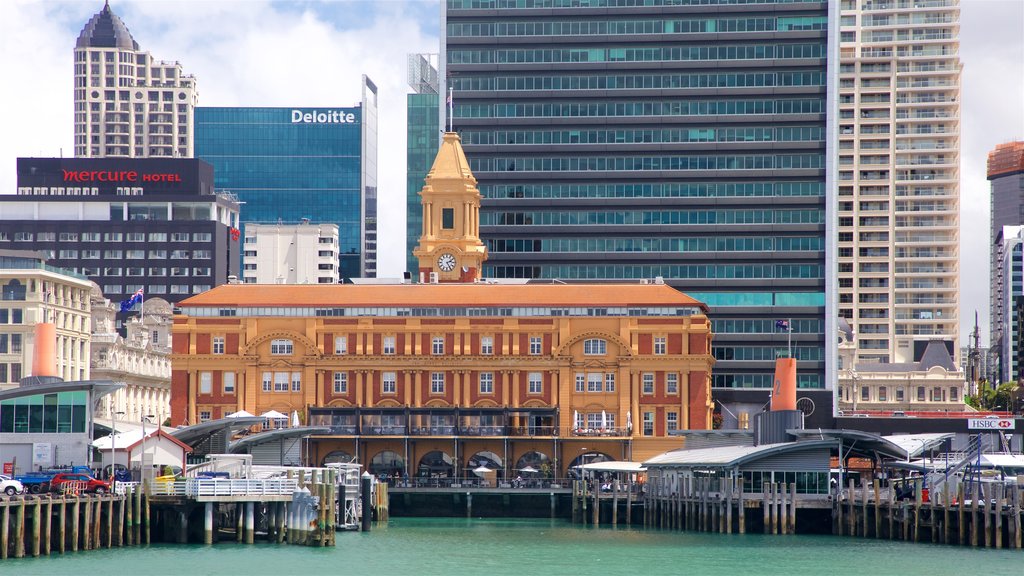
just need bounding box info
[291,109,357,124]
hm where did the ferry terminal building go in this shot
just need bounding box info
[170,133,716,477]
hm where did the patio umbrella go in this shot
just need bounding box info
[601,410,608,429]
[574,410,579,429]
[291,410,300,428]
[260,410,288,419]
[520,466,539,473]
[472,466,493,476]
[226,410,255,418]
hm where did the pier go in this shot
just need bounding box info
[1,488,144,559]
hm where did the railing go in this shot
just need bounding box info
[113,481,139,495]
[151,478,299,498]
[387,476,575,490]
[315,424,629,438]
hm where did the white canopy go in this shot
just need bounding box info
[260,410,288,420]
[577,461,646,473]
[226,410,256,418]
[473,466,493,475]
[519,466,539,473]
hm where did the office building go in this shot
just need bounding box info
[195,76,379,280]
[445,0,836,423]
[838,0,962,364]
[170,131,715,475]
[241,222,341,285]
[74,2,197,158]
[0,251,93,390]
[987,141,1024,383]
[997,226,1024,383]
[2,157,240,309]
[407,54,441,276]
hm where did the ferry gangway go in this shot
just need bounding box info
[151,477,299,500]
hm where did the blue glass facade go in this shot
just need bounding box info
[195,86,378,280]
[407,93,440,275]
[446,0,837,424]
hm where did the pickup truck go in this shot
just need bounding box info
[15,466,94,494]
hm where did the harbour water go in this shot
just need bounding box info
[6,517,1020,576]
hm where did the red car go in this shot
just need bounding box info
[49,473,111,494]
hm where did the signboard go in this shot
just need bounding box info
[16,157,212,197]
[967,418,1016,431]
[32,443,52,466]
[2,462,13,475]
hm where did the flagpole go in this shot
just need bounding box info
[788,317,792,359]
[448,86,454,132]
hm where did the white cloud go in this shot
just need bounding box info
[0,0,440,277]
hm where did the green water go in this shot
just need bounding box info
[5,518,1020,576]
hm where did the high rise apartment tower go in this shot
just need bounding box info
[74,2,197,158]
[837,0,961,364]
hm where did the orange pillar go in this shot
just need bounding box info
[32,322,58,378]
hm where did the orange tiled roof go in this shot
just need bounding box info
[179,283,707,311]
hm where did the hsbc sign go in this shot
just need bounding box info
[967,418,1016,431]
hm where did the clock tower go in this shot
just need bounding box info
[413,132,488,282]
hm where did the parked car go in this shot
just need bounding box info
[15,465,94,494]
[49,473,111,494]
[0,474,25,496]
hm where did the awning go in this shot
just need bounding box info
[577,461,645,473]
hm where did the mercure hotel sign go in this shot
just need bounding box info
[291,109,357,124]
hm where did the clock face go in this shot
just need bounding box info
[437,253,457,272]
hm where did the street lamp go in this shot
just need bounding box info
[110,407,125,484]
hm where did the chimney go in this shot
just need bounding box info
[22,321,63,387]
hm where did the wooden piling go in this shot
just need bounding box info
[31,498,41,556]
[92,497,101,549]
[70,496,80,552]
[725,479,733,534]
[762,484,769,534]
[995,484,1003,549]
[848,479,856,537]
[957,483,965,546]
[1013,485,1022,550]
[106,495,113,548]
[970,482,979,548]
[861,482,869,538]
[738,477,745,534]
[887,486,895,540]
[942,482,950,545]
[14,499,25,558]
[983,484,992,548]
[913,481,921,543]
[143,484,150,545]
[58,497,67,553]
[790,482,797,535]
[1,501,9,560]
[873,480,881,539]
[83,495,92,550]
[43,497,53,556]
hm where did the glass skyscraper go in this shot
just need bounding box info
[407,55,441,276]
[195,77,378,280]
[445,0,838,424]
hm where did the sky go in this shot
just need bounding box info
[0,0,1022,345]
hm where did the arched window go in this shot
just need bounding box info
[270,339,293,355]
[369,450,404,476]
[515,450,552,478]
[322,450,354,466]
[2,280,26,301]
[417,450,454,478]
[583,338,607,355]
[467,451,503,478]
